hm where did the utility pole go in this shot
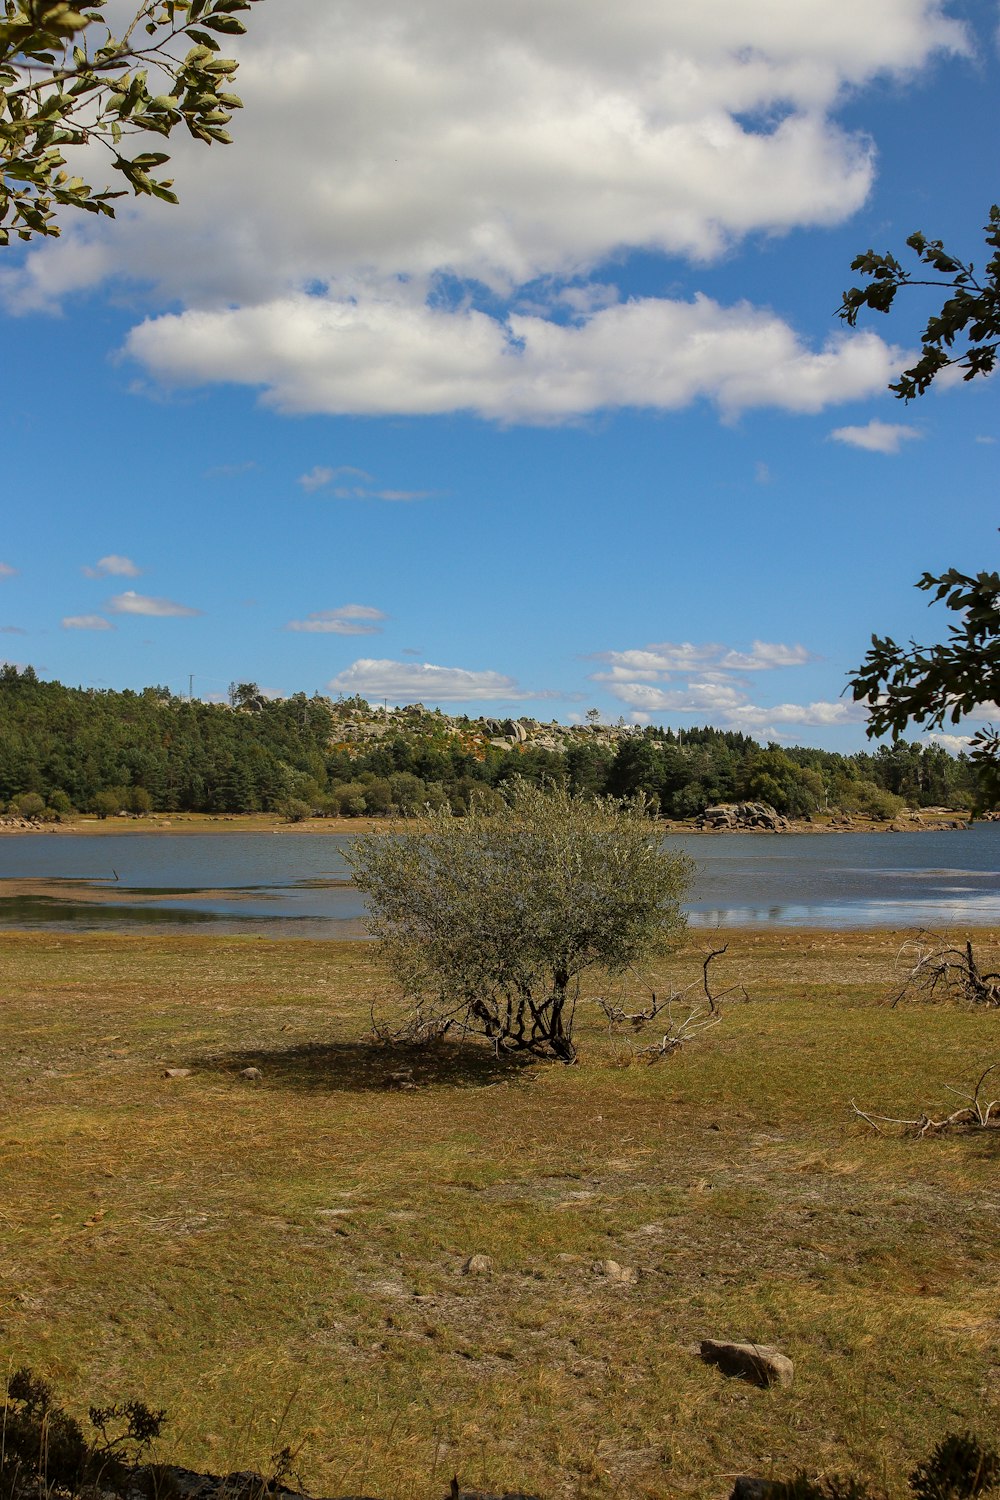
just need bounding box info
[188,673,194,702]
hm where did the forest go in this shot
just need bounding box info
[0,664,980,821]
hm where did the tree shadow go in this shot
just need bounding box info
[195,1037,538,1093]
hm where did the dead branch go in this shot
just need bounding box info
[889,936,1000,1008]
[598,947,740,1061]
[599,946,745,1029]
[369,1001,455,1047]
[639,1000,723,1061]
[852,1061,1000,1136]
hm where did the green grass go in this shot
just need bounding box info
[1,928,998,1499]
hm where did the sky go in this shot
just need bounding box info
[1,0,997,752]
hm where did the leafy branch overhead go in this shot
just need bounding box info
[849,566,1000,788]
[838,205,1000,400]
[0,0,259,244]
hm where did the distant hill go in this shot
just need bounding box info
[0,665,980,820]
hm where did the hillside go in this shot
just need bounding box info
[0,665,980,822]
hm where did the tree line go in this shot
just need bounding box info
[0,665,980,822]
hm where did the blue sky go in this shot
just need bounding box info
[1,0,997,752]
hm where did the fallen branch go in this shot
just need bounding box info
[852,1061,1000,1135]
[889,936,1000,1008]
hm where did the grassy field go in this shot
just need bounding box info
[1,928,998,1499]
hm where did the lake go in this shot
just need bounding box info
[0,825,997,935]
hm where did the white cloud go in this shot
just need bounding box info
[107,591,200,618]
[82,554,142,579]
[126,293,901,422]
[592,639,813,677]
[62,615,115,631]
[592,633,859,732]
[975,435,997,445]
[298,465,430,500]
[0,0,961,420]
[328,658,540,702]
[287,604,387,635]
[923,731,976,754]
[829,419,922,453]
[722,699,868,729]
[0,563,18,578]
[2,0,963,311]
[607,680,752,713]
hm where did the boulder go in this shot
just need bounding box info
[699,1338,793,1388]
[462,1253,495,1276]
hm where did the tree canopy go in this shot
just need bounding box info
[0,666,981,819]
[1,0,259,244]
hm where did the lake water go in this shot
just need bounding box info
[0,825,997,936]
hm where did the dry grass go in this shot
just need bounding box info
[1,928,998,1500]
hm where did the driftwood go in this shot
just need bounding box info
[852,1061,1000,1136]
[889,937,1000,1008]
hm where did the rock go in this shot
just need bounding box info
[163,1067,191,1079]
[700,1338,793,1388]
[239,1066,262,1080]
[462,1253,495,1276]
[593,1258,636,1284]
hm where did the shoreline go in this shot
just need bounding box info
[0,809,976,838]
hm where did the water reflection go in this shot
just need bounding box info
[0,825,996,935]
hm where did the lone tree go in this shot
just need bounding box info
[347,781,691,1063]
[840,206,1000,792]
[1,0,260,245]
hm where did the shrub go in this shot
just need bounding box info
[347,782,691,1062]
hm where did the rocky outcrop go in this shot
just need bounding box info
[696,802,789,832]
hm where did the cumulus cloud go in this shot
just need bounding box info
[590,634,856,732]
[0,563,18,578]
[62,615,115,631]
[328,658,541,702]
[0,0,961,422]
[722,700,868,729]
[126,294,901,422]
[107,591,200,618]
[829,419,922,453]
[286,604,387,635]
[592,639,814,677]
[82,554,142,579]
[1,0,963,310]
[923,731,976,753]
